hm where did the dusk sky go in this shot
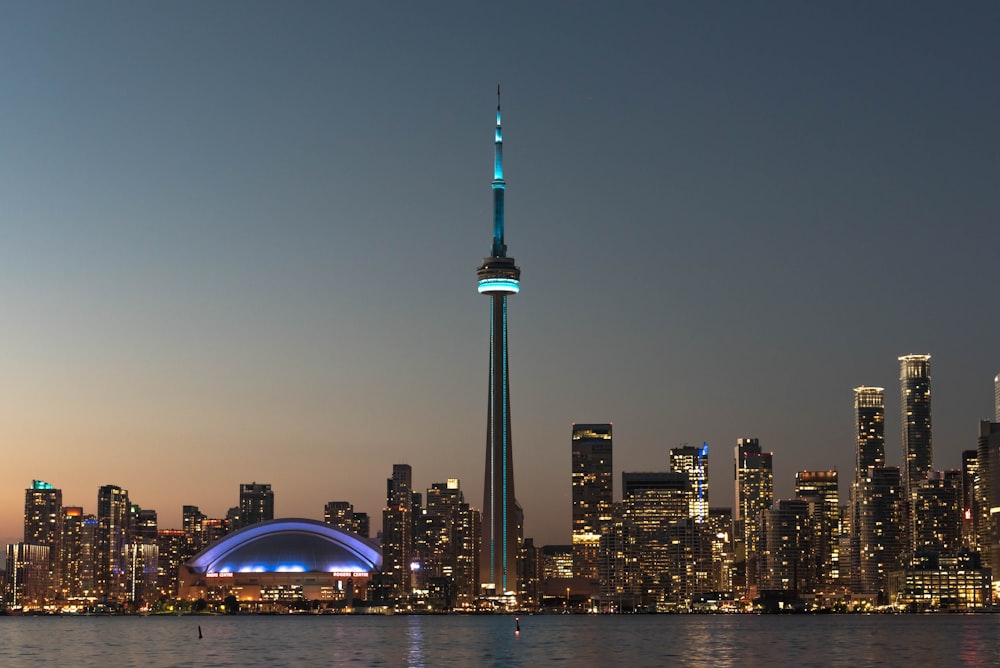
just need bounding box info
[1,2,998,550]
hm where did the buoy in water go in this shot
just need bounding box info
[515,616,520,634]
[198,625,203,639]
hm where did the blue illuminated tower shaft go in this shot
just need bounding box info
[477,88,521,598]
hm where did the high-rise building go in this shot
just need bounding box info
[670,443,710,523]
[4,543,51,611]
[733,437,773,593]
[571,423,613,581]
[24,480,62,601]
[855,466,903,596]
[795,470,840,587]
[854,387,885,477]
[96,484,130,604]
[59,507,92,602]
[761,499,812,592]
[900,355,932,494]
[477,87,522,601]
[381,464,413,603]
[911,471,961,555]
[239,483,274,527]
[961,449,981,549]
[977,420,1000,576]
[619,472,690,606]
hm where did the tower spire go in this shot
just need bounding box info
[492,83,506,258]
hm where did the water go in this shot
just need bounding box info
[1,614,999,667]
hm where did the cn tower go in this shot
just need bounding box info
[477,86,521,600]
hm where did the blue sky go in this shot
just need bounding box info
[1,2,998,547]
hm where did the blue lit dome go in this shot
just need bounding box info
[185,518,381,575]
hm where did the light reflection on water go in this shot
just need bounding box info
[1,614,1000,667]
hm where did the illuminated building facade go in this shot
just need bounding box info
[761,499,812,592]
[856,466,904,596]
[381,464,413,602]
[156,529,186,598]
[978,420,1000,579]
[795,470,840,587]
[900,355,932,494]
[912,471,961,554]
[619,472,689,605]
[96,484,130,604]
[177,518,381,606]
[850,387,884,590]
[4,543,51,610]
[733,437,773,593]
[24,480,62,600]
[854,387,886,474]
[889,551,991,611]
[572,423,613,581]
[239,483,274,527]
[670,443,709,523]
[478,88,522,601]
[59,507,94,602]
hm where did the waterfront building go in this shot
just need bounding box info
[156,529,186,599]
[413,479,481,608]
[126,542,159,608]
[4,543,50,610]
[977,420,1000,580]
[59,507,95,602]
[132,505,158,543]
[95,484,130,605]
[760,499,812,593]
[912,472,961,555]
[24,480,62,600]
[706,507,735,593]
[239,483,274,527]
[795,470,840,587]
[855,466,904,596]
[477,88,523,603]
[733,437,773,594]
[889,550,991,611]
[572,423,613,582]
[900,355,932,552]
[619,472,689,606]
[381,464,413,602]
[670,443,709,523]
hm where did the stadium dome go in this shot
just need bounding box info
[185,518,382,574]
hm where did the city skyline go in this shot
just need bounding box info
[2,3,999,549]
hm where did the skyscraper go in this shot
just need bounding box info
[733,437,773,594]
[855,466,903,595]
[900,354,932,494]
[96,484,130,604]
[670,443,710,523]
[854,387,885,477]
[478,87,522,600]
[795,470,840,587]
[382,463,414,603]
[571,423,613,581]
[24,480,62,600]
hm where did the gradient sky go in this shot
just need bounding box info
[1,2,998,551]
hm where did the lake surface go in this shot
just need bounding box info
[1,614,999,667]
